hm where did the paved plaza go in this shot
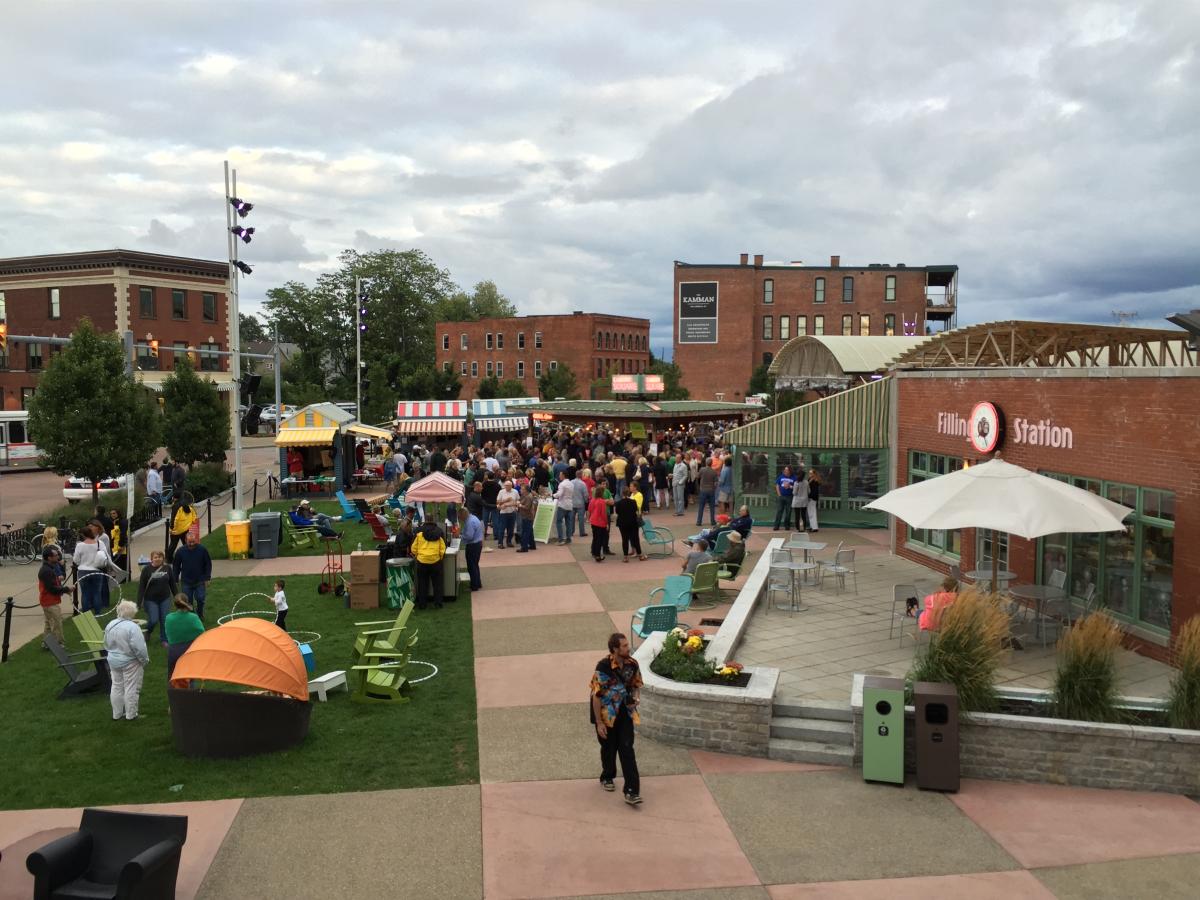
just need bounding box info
[1,518,1196,898]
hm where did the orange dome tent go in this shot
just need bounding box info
[170,617,308,701]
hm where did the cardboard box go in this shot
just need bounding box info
[350,551,380,584]
[349,582,380,610]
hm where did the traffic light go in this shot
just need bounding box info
[0,323,7,353]
[149,339,160,359]
[358,287,369,333]
[230,225,255,244]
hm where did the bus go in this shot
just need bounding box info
[0,410,43,471]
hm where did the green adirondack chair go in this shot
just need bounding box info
[284,516,320,549]
[351,632,418,703]
[72,611,108,661]
[689,561,722,609]
[352,600,414,663]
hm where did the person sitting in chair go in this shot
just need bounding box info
[291,500,342,539]
[681,538,712,575]
[716,531,746,574]
[918,576,959,631]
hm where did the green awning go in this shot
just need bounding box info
[723,377,891,449]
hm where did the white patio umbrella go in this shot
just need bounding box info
[865,457,1133,585]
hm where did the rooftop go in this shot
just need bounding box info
[0,249,228,279]
[523,399,758,420]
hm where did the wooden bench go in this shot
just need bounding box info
[307,670,348,702]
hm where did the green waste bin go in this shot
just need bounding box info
[385,558,414,611]
[862,676,905,785]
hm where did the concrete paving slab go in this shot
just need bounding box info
[0,798,242,900]
[592,579,663,610]
[705,769,1019,884]
[483,563,588,589]
[475,650,601,709]
[480,544,576,567]
[471,583,605,621]
[584,556,683,584]
[196,785,481,900]
[1032,852,1200,900]
[481,775,760,899]
[474,612,617,657]
[948,778,1200,868]
[562,888,770,900]
[478,702,696,784]
[766,870,1052,899]
[689,750,839,775]
[246,556,327,575]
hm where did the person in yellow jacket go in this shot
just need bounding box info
[167,501,197,563]
[411,520,446,610]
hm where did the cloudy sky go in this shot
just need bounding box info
[1,0,1196,355]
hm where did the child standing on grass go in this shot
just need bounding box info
[272,579,288,630]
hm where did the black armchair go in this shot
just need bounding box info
[27,808,188,900]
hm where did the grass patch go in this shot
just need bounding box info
[0,574,478,810]
[200,500,384,559]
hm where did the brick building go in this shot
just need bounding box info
[0,250,232,410]
[673,253,958,400]
[435,311,651,401]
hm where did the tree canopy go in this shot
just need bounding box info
[647,353,690,400]
[538,362,580,400]
[239,313,269,345]
[161,358,231,467]
[476,375,528,400]
[437,281,517,321]
[26,319,161,503]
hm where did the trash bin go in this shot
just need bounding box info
[914,681,959,792]
[226,520,251,560]
[386,558,413,610]
[250,512,281,560]
[862,675,906,785]
[441,537,461,604]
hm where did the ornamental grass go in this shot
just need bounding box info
[1053,612,1123,723]
[1167,616,1200,730]
[908,587,1010,714]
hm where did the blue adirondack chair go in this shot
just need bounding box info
[631,603,677,641]
[335,490,363,522]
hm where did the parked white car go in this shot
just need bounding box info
[62,474,133,503]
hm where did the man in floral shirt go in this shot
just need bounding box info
[590,632,643,805]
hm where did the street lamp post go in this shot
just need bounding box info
[224,161,244,508]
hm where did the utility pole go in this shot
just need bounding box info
[224,161,244,509]
[355,275,362,418]
[273,322,283,424]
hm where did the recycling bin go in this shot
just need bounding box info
[250,512,281,559]
[225,520,251,560]
[386,557,415,611]
[862,675,905,785]
[441,537,461,603]
[914,681,959,792]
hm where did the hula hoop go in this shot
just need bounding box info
[217,592,275,625]
[378,659,439,684]
[287,630,322,645]
[77,571,126,614]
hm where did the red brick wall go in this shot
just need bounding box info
[894,373,1199,660]
[436,313,650,400]
[125,275,230,371]
[674,261,932,399]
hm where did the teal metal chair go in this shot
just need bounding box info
[641,518,675,557]
[335,490,364,522]
[710,530,732,558]
[631,603,678,641]
[641,575,694,629]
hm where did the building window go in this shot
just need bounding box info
[596,333,603,349]
[762,352,773,366]
[497,332,504,350]
[202,292,217,322]
[814,277,825,304]
[596,359,603,378]
[443,361,451,373]
[842,315,852,335]
[907,451,964,557]
[534,332,543,349]
[814,315,824,335]
[461,361,468,376]
[172,289,187,319]
[620,334,626,350]
[21,387,35,409]
[885,275,896,302]
[535,360,543,377]
[48,288,61,319]
[978,531,1009,572]
[550,360,558,371]
[619,359,625,373]
[442,334,450,351]
[779,316,790,341]
[884,313,896,336]
[517,360,525,378]
[471,361,479,378]
[763,278,774,304]
[172,342,189,369]
[200,343,220,371]
[762,316,773,341]
[139,286,155,318]
[28,343,44,370]
[604,333,610,349]
[796,315,807,336]
[859,314,870,335]
[518,331,526,350]
[486,333,493,350]
[461,333,468,350]
[486,361,493,376]
[842,276,854,303]
[496,361,503,377]
[138,343,159,371]
[0,291,6,320]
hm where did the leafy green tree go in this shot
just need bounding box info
[476,375,501,400]
[748,363,773,397]
[494,378,527,398]
[392,365,462,401]
[647,353,690,400]
[239,313,269,345]
[26,319,161,505]
[436,280,517,321]
[161,358,231,467]
[538,362,579,400]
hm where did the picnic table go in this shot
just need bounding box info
[281,476,335,499]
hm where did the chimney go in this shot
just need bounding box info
[739,253,749,265]
[830,255,840,268]
[753,254,764,267]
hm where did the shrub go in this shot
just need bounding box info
[1167,617,1200,730]
[908,587,1010,713]
[1054,613,1123,723]
[185,462,232,501]
[650,627,720,683]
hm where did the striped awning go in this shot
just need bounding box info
[274,427,338,447]
[343,422,393,440]
[396,400,468,419]
[723,377,891,449]
[471,397,540,417]
[475,415,529,431]
[392,418,465,435]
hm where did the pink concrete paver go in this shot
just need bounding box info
[248,556,327,575]
[949,779,1200,868]
[481,775,760,899]
[479,545,576,567]
[472,584,604,621]
[0,799,242,900]
[475,650,600,708]
[689,749,839,775]
[766,870,1054,899]
[583,556,684,584]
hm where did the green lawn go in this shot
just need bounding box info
[0,574,478,810]
[201,500,385,559]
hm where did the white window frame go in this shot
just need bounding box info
[534,331,543,349]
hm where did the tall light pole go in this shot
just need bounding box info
[355,275,362,418]
[223,160,254,509]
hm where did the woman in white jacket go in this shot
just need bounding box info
[104,600,149,721]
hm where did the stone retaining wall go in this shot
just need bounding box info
[851,676,1200,795]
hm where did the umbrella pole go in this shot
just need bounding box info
[991,530,1000,590]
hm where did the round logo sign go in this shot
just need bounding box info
[968,402,1001,454]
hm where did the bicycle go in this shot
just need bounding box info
[142,484,175,520]
[0,523,37,564]
[30,521,80,557]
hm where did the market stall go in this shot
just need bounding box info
[470,397,538,444]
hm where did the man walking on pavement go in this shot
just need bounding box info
[459,507,484,591]
[590,632,643,805]
[671,456,689,517]
[695,457,718,526]
[171,530,212,621]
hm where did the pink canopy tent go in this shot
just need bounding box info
[403,471,465,503]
